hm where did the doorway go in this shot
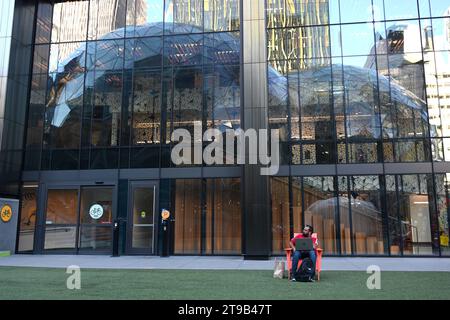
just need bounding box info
[42,186,114,254]
[126,181,158,255]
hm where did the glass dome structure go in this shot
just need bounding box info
[46,23,431,144]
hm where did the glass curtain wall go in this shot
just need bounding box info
[173,179,202,254]
[25,0,240,171]
[271,177,290,254]
[206,178,241,254]
[44,189,79,251]
[272,174,444,256]
[435,174,450,256]
[43,187,113,253]
[17,185,38,252]
[267,0,450,257]
[173,178,241,255]
[386,174,439,256]
[266,0,450,165]
[79,187,113,252]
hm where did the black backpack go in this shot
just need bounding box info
[295,257,314,282]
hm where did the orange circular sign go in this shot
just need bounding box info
[0,205,13,223]
[161,209,170,221]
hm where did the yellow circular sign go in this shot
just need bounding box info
[1,205,13,223]
[161,209,170,221]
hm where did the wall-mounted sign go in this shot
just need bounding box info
[161,209,170,221]
[0,205,13,223]
[89,204,104,220]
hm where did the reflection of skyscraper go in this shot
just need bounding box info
[365,24,425,100]
[423,22,450,165]
[172,0,203,27]
[366,22,450,163]
[52,0,146,64]
[168,0,239,31]
[203,0,240,31]
[267,0,331,74]
[446,8,450,47]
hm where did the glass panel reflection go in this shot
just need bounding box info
[45,189,78,225]
[132,187,155,250]
[87,0,126,40]
[384,0,419,20]
[271,177,290,255]
[339,0,373,23]
[44,226,77,250]
[388,175,437,256]
[78,226,112,252]
[132,226,154,249]
[435,174,450,256]
[18,185,38,252]
[349,176,386,255]
[80,187,113,225]
[174,179,202,254]
[206,178,241,254]
[51,1,89,43]
[44,189,78,251]
[204,0,240,31]
[303,176,337,255]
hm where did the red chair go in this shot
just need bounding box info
[285,233,323,281]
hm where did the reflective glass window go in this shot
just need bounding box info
[204,0,240,31]
[337,176,352,255]
[339,0,374,24]
[349,176,386,255]
[435,174,450,256]
[35,2,52,44]
[78,187,113,252]
[384,0,419,20]
[271,177,290,255]
[87,0,127,40]
[164,0,204,33]
[173,179,202,254]
[303,176,338,255]
[44,189,79,251]
[132,69,162,145]
[51,1,89,43]
[205,178,241,254]
[126,0,165,37]
[429,0,450,18]
[18,185,38,252]
[340,23,375,57]
[387,175,438,256]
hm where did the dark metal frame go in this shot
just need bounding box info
[125,180,159,255]
[35,180,117,255]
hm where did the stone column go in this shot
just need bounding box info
[242,0,271,259]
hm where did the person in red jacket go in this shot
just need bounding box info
[289,225,318,282]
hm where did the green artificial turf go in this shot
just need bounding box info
[0,267,449,300]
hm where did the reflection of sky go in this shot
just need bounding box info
[145,0,164,23]
[329,1,450,67]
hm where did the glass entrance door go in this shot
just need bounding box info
[127,182,157,254]
[43,186,114,254]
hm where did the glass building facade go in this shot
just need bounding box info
[1,0,449,257]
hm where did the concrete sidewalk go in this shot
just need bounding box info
[1,254,450,272]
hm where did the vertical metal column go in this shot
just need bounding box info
[242,0,271,259]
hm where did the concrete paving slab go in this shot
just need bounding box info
[0,255,449,272]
